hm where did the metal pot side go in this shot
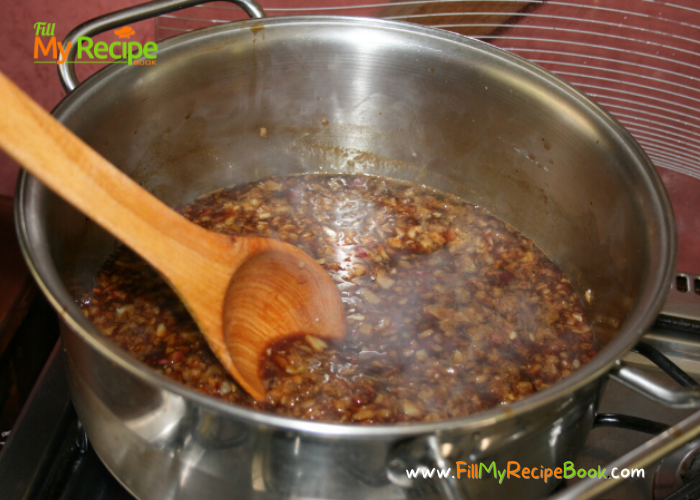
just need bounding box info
[16,16,675,500]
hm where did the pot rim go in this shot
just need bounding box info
[15,15,677,438]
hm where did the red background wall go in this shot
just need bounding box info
[0,0,157,196]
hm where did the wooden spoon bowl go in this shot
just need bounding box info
[0,72,346,402]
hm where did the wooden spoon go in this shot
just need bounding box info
[0,72,346,402]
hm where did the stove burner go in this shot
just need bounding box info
[653,439,700,500]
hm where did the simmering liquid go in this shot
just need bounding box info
[79,174,596,423]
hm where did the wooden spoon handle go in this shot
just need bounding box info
[0,71,226,282]
[0,71,249,395]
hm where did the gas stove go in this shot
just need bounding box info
[0,274,699,500]
[574,332,700,500]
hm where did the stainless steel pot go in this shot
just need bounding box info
[15,0,697,498]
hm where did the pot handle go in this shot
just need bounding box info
[386,435,471,500]
[609,362,700,409]
[385,341,700,500]
[548,344,700,500]
[57,0,266,93]
[547,408,700,500]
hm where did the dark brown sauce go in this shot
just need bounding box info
[79,174,596,424]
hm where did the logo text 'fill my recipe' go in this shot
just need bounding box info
[33,23,158,66]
